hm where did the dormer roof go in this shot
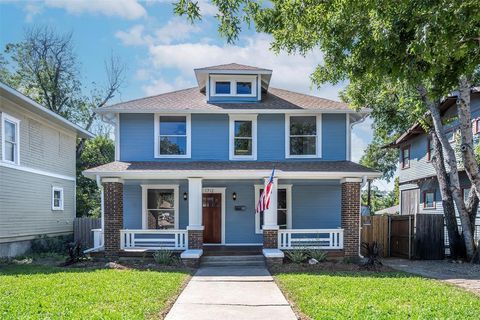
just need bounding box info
[194,62,272,92]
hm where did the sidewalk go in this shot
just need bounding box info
[165,266,297,320]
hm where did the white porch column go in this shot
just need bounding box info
[187,178,203,228]
[262,177,278,230]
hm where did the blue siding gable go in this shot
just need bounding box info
[119,112,348,161]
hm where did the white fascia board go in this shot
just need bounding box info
[83,169,382,180]
[96,108,370,115]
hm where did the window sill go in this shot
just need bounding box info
[286,155,321,159]
[52,208,64,211]
[154,155,191,159]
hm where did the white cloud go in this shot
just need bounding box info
[44,0,146,20]
[141,76,195,96]
[115,25,152,46]
[24,3,43,22]
[154,18,201,44]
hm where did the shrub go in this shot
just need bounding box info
[308,250,327,262]
[65,241,85,265]
[30,234,73,255]
[361,241,383,269]
[285,250,308,263]
[153,250,178,265]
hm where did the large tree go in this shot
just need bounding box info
[175,0,480,259]
[1,26,122,217]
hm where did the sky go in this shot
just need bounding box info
[0,0,394,191]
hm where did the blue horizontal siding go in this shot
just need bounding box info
[122,179,342,244]
[120,113,348,161]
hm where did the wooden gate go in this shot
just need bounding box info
[415,214,444,259]
[389,215,414,258]
[361,216,389,257]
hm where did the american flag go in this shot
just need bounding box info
[256,168,275,213]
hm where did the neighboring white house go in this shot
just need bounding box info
[0,82,93,257]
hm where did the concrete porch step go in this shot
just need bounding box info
[200,255,266,267]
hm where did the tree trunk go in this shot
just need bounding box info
[423,90,476,259]
[430,131,466,259]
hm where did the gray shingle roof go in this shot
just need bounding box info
[194,63,271,72]
[84,160,378,174]
[98,87,349,113]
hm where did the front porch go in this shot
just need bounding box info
[88,173,364,264]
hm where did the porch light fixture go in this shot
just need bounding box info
[183,192,188,200]
[232,192,237,201]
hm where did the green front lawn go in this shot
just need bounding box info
[0,264,189,319]
[276,272,480,319]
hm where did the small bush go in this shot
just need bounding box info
[308,250,327,262]
[30,234,73,255]
[285,250,308,263]
[361,241,383,269]
[65,241,85,265]
[152,250,178,265]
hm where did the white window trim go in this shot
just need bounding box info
[229,114,257,160]
[51,186,64,211]
[141,184,179,229]
[154,114,191,158]
[285,114,322,158]
[210,74,257,98]
[1,112,21,165]
[254,184,292,234]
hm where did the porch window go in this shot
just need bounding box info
[229,115,257,160]
[286,115,321,158]
[51,186,64,211]
[1,113,20,164]
[401,145,410,169]
[255,185,291,234]
[423,190,435,209]
[142,185,179,230]
[155,115,191,158]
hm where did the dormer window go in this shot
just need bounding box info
[210,75,257,97]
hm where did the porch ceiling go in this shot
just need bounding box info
[83,160,381,180]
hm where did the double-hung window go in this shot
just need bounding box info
[423,190,435,209]
[229,115,257,160]
[426,138,433,162]
[401,146,410,169]
[155,115,191,158]
[255,185,291,234]
[286,115,321,158]
[142,185,179,229]
[52,187,64,211]
[1,113,20,164]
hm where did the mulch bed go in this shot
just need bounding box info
[269,260,393,274]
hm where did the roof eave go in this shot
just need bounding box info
[95,108,366,114]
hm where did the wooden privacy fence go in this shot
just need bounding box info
[361,214,444,260]
[74,217,101,249]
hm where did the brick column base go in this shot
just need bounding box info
[188,229,204,249]
[103,180,124,260]
[263,229,278,249]
[341,181,361,258]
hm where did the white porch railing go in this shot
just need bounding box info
[278,229,344,250]
[92,229,104,248]
[120,229,187,250]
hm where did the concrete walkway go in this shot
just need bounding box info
[384,258,480,295]
[165,266,297,320]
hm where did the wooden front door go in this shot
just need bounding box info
[202,193,221,243]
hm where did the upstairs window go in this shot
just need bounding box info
[155,115,191,158]
[1,113,20,164]
[427,138,433,162]
[229,115,257,160]
[401,146,410,169]
[236,82,252,94]
[474,119,480,134]
[423,190,435,209]
[215,81,231,94]
[463,187,471,202]
[286,115,321,158]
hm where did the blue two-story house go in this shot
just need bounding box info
[83,63,380,264]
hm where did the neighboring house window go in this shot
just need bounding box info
[286,115,321,158]
[229,115,257,160]
[142,185,179,229]
[401,146,410,169]
[1,113,20,164]
[210,75,257,97]
[254,185,291,234]
[427,138,433,162]
[52,187,64,211]
[473,119,480,134]
[463,187,471,202]
[423,190,435,209]
[154,115,191,158]
[447,130,455,143]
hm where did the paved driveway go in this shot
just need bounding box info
[165,266,296,320]
[384,258,480,295]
